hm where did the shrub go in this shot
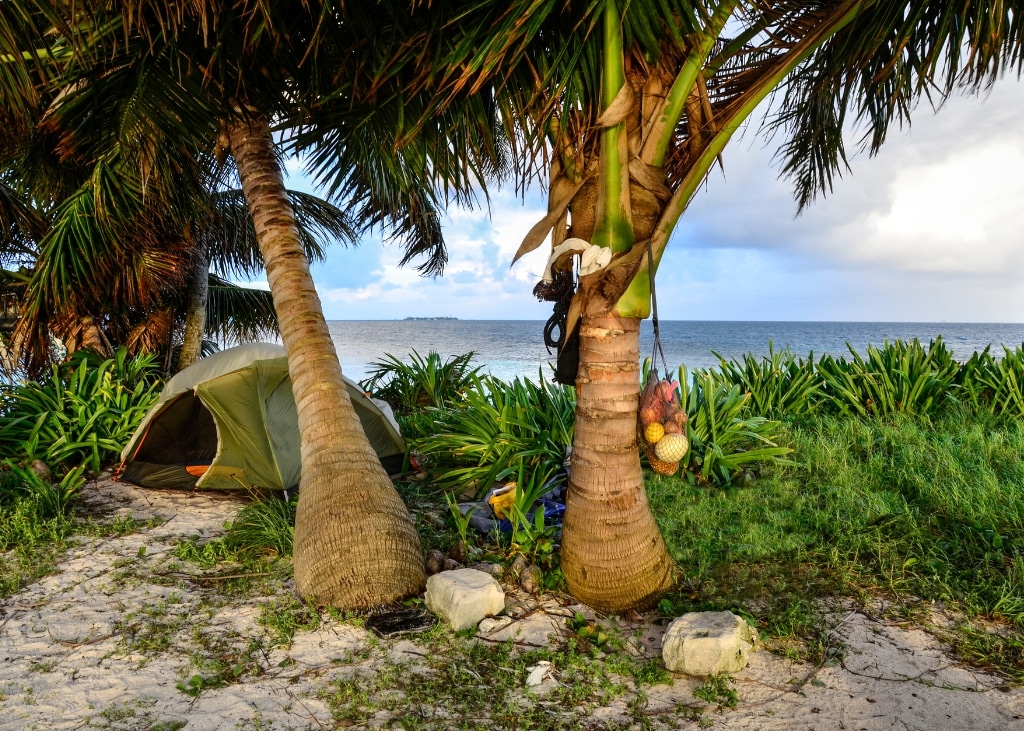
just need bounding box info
[677,365,793,485]
[816,338,959,417]
[958,345,1024,417]
[223,495,297,558]
[360,350,480,415]
[0,464,85,552]
[0,347,163,473]
[412,374,574,495]
[714,341,822,417]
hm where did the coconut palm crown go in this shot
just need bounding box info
[401,0,1024,611]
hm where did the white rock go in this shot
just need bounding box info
[425,568,505,631]
[477,616,513,635]
[661,611,758,676]
[525,660,552,687]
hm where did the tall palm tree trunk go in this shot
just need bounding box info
[227,115,425,609]
[560,305,674,612]
[177,242,208,371]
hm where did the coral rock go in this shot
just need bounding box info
[662,611,758,676]
[425,569,506,631]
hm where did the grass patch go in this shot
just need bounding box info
[258,596,321,648]
[0,467,82,597]
[168,497,297,597]
[648,411,1024,678]
[114,595,190,658]
[318,627,673,730]
[693,674,738,710]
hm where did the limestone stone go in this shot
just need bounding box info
[477,616,513,635]
[662,611,758,676]
[424,568,505,631]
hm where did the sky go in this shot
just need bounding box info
[278,75,1024,323]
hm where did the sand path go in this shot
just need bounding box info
[1,476,1021,730]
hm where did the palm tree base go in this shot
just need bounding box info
[559,312,676,613]
[294,467,426,609]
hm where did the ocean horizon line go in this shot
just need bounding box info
[326,320,1024,382]
[326,318,1024,326]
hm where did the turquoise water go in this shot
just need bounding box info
[327,320,1024,383]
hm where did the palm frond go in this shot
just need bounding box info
[0,179,47,264]
[201,189,353,278]
[205,274,278,344]
[771,0,1024,210]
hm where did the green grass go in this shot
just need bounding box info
[317,628,676,730]
[647,411,1024,678]
[0,467,81,597]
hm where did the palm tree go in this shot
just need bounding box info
[1,137,338,373]
[412,0,1024,611]
[0,0,501,608]
[177,187,356,371]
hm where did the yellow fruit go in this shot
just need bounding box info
[644,422,665,444]
[643,443,679,475]
[654,433,689,462]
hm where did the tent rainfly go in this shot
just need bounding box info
[117,343,405,491]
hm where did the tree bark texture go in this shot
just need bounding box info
[560,304,675,612]
[227,116,425,609]
[176,242,209,372]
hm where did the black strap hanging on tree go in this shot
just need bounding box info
[534,266,579,385]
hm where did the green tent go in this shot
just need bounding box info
[117,343,405,491]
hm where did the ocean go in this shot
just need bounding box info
[327,320,1024,384]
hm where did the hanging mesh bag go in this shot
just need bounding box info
[636,238,689,477]
[638,370,688,476]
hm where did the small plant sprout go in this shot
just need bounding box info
[444,492,475,549]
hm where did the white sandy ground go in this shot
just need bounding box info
[0,475,1021,730]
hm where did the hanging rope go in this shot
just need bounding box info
[534,267,576,353]
[646,237,670,378]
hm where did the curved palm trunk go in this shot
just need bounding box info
[560,305,674,612]
[176,242,208,371]
[227,116,425,609]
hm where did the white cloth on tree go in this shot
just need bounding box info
[541,238,612,282]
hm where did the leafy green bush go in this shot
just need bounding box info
[715,341,822,417]
[412,374,574,495]
[816,338,959,417]
[360,350,481,415]
[677,366,793,485]
[224,495,297,558]
[0,348,163,472]
[0,462,86,520]
[0,463,85,555]
[958,345,1024,417]
[710,337,1024,422]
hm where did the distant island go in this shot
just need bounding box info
[403,316,458,321]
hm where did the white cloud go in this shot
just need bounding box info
[848,142,1024,273]
[303,76,1024,323]
[315,188,552,319]
[662,76,1024,321]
